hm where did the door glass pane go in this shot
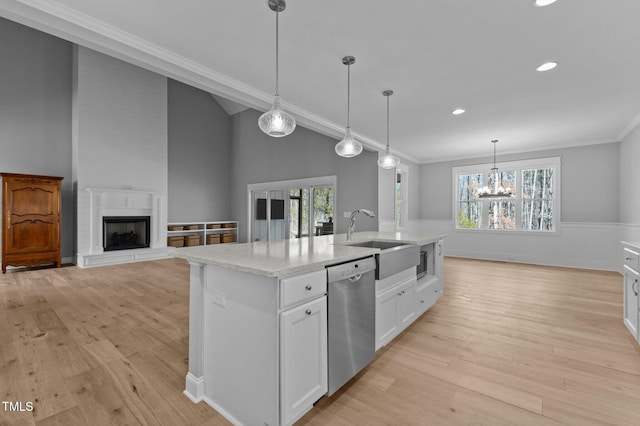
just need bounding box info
[270,190,286,241]
[289,188,310,238]
[312,186,334,235]
[251,190,268,242]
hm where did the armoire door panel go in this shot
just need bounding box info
[2,173,62,273]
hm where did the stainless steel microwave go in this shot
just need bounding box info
[416,250,428,279]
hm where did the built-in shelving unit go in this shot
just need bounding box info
[167,221,238,247]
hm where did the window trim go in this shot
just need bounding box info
[395,164,409,230]
[452,156,561,235]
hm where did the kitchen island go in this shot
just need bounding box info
[172,231,445,426]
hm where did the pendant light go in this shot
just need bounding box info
[377,90,401,169]
[258,0,296,137]
[335,56,363,157]
[478,139,513,198]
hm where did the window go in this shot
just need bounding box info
[453,157,560,233]
[395,164,409,228]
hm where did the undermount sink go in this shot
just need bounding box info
[346,240,410,250]
[345,240,420,280]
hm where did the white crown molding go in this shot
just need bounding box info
[0,0,408,159]
[617,109,640,142]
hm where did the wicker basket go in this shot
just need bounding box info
[184,235,201,246]
[207,223,222,229]
[222,223,235,228]
[168,225,184,231]
[207,234,221,244]
[221,233,235,243]
[167,236,184,247]
[183,225,198,230]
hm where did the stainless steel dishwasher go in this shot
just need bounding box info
[326,255,377,395]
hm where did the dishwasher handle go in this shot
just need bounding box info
[347,274,363,282]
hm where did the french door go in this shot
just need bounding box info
[248,177,336,242]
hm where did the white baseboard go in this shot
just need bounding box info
[183,372,204,403]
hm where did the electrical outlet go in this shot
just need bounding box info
[343,212,351,218]
[213,291,226,307]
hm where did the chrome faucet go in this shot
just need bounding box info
[346,209,376,242]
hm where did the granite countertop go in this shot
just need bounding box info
[171,231,445,278]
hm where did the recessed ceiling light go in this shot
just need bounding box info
[451,108,466,115]
[536,61,558,72]
[534,0,557,6]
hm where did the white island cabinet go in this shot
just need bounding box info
[172,231,445,426]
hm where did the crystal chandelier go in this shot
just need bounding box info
[377,90,400,169]
[335,56,363,157]
[478,140,513,198]
[258,0,296,137]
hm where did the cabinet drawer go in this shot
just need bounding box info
[281,269,327,309]
[624,247,640,271]
[416,279,442,315]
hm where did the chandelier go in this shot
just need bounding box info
[478,140,513,198]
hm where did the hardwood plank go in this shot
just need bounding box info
[1,256,638,425]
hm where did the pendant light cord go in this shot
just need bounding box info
[346,62,351,127]
[275,10,279,96]
[386,94,390,151]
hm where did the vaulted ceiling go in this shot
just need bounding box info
[2,0,640,163]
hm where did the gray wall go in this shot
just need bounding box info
[419,142,620,223]
[378,158,420,224]
[168,80,231,221]
[230,109,379,242]
[620,124,640,226]
[0,18,74,259]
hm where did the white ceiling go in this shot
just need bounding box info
[3,0,640,163]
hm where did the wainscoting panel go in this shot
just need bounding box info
[402,220,619,271]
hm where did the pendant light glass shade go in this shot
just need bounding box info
[378,147,400,169]
[259,0,296,138]
[335,127,362,157]
[259,95,296,137]
[377,90,400,169]
[336,56,363,157]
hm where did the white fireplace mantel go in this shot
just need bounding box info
[76,188,169,268]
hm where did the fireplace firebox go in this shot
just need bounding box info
[103,216,150,251]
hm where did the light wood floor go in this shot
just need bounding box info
[1,257,638,425]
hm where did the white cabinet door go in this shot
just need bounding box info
[397,278,416,330]
[280,296,328,426]
[623,265,639,341]
[376,285,399,350]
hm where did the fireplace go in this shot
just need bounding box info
[103,216,150,251]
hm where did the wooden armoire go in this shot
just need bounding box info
[1,173,63,273]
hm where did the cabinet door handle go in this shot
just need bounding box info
[305,309,312,316]
[397,292,402,296]
[305,285,312,291]
[626,257,632,261]
[633,279,638,297]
